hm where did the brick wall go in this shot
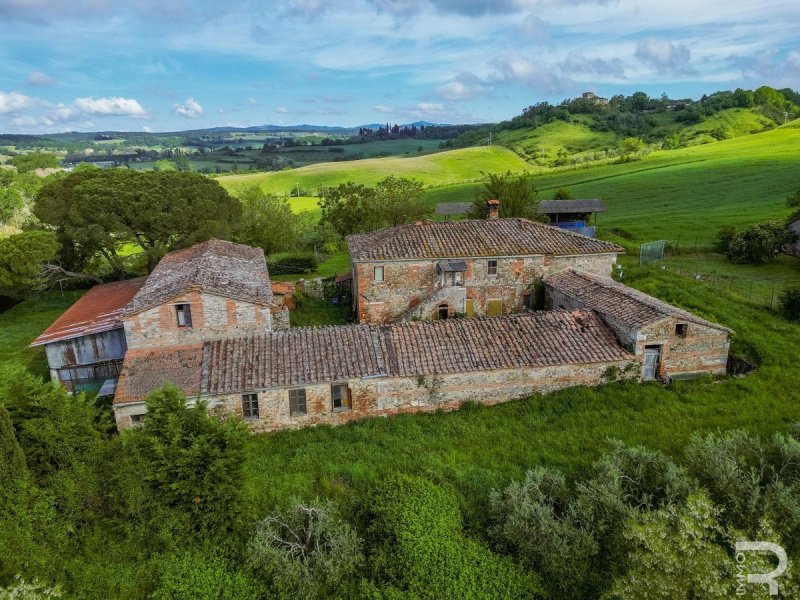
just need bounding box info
[122,291,286,349]
[636,319,730,378]
[354,253,617,324]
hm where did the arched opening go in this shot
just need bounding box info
[438,303,449,320]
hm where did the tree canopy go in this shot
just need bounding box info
[0,231,59,298]
[233,186,313,255]
[35,169,241,276]
[468,171,546,221]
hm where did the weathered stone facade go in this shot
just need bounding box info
[353,253,618,324]
[545,271,731,380]
[121,290,286,350]
[117,358,636,432]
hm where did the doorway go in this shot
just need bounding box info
[643,345,662,381]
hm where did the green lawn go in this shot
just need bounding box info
[0,291,85,377]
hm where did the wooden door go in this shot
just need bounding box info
[643,346,661,381]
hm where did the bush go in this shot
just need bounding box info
[248,500,363,598]
[267,252,318,275]
[779,286,800,321]
[725,220,794,264]
[152,550,258,600]
[366,473,539,599]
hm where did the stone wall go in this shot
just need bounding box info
[191,358,636,433]
[636,319,730,378]
[354,253,617,324]
[122,291,287,350]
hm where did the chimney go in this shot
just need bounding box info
[487,198,500,219]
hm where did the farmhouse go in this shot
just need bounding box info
[545,270,731,381]
[32,217,731,433]
[346,203,623,324]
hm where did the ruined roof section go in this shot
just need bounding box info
[539,199,608,214]
[198,310,631,395]
[434,202,472,216]
[114,345,204,404]
[31,277,146,347]
[125,239,273,315]
[545,270,731,332]
[346,219,623,261]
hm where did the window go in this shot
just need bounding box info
[242,393,259,419]
[523,292,534,310]
[131,413,146,426]
[374,266,384,282]
[675,323,688,338]
[488,260,498,276]
[438,303,449,320]
[175,303,192,327]
[487,299,503,317]
[289,388,307,416]
[331,384,351,411]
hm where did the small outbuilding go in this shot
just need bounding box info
[539,199,608,238]
[545,269,731,381]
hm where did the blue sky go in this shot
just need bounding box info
[0,0,798,133]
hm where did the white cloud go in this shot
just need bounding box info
[274,106,289,113]
[26,70,56,86]
[247,97,258,106]
[435,72,488,101]
[489,54,570,93]
[73,96,148,117]
[0,91,35,114]
[635,38,694,75]
[374,104,393,113]
[171,97,203,118]
[142,125,153,132]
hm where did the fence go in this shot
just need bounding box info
[639,240,666,264]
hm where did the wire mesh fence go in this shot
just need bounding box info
[639,240,666,264]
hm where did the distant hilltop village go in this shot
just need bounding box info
[33,199,730,432]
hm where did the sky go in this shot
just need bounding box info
[0,0,798,133]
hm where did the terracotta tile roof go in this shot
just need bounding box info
[434,202,472,216]
[114,345,204,405]
[125,239,273,315]
[197,310,631,396]
[539,199,608,214]
[346,218,623,261]
[31,277,146,347]
[545,270,731,332]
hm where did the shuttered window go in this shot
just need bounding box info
[331,384,351,411]
[242,393,259,419]
[175,304,192,327]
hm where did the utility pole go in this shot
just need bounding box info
[488,131,492,147]
[296,181,300,197]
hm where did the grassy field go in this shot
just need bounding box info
[217,145,529,195]
[426,120,800,246]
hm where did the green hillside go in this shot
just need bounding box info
[217,145,528,196]
[429,120,800,245]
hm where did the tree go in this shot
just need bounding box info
[0,231,59,298]
[552,187,574,200]
[779,286,800,322]
[724,221,794,264]
[319,181,379,237]
[233,187,310,255]
[248,501,363,598]
[467,171,546,221]
[10,153,59,174]
[130,385,248,538]
[374,175,429,226]
[619,137,644,161]
[35,170,242,275]
[152,551,258,600]
[0,405,26,486]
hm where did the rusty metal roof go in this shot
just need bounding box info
[346,219,623,261]
[539,199,608,214]
[31,278,147,347]
[125,239,274,315]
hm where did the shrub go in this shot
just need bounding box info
[248,500,363,598]
[779,286,800,321]
[151,550,258,600]
[267,252,318,275]
[366,473,539,599]
[725,220,794,264]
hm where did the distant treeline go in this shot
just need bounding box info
[453,86,800,146]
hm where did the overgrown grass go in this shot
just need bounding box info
[241,267,800,531]
[0,291,86,377]
[289,295,351,327]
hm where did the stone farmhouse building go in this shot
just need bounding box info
[33,216,731,432]
[346,210,624,324]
